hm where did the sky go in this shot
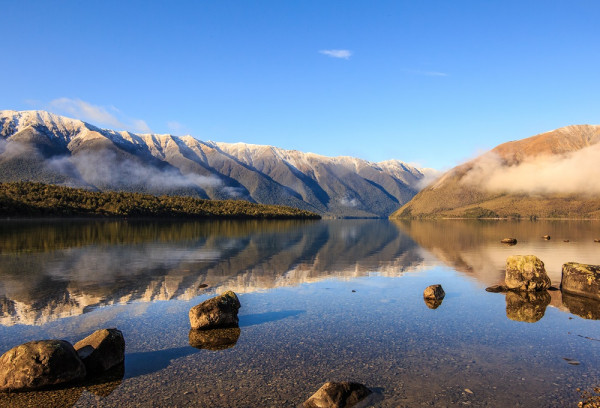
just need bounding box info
[2,0,599,170]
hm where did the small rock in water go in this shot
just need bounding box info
[543,235,551,240]
[351,290,356,293]
[501,238,517,245]
[303,381,372,408]
[0,340,86,391]
[189,291,241,330]
[564,240,570,242]
[485,284,508,293]
[594,239,600,243]
[74,328,125,374]
[424,284,445,300]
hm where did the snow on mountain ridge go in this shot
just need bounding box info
[0,110,429,216]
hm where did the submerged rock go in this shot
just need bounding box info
[74,328,125,374]
[423,284,445,300]
[501,238,517,245]
[0,340,86,391]
[486,284,508,293]
[505,290,551,323]
[303,381,372,408]
[188,327,241,351]
[561,263,600,301]
[505,255,551,291]
[543,235,551,240]
[189,291,241,330]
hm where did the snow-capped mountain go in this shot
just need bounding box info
[0,110,430,217]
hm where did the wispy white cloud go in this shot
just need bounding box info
[404,69,448,77]
[319,49,352,60]
[49,98,151,133]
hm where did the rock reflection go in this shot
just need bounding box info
[505,291,551,323]
[188,327,241,351]
[424,298,443,309]
[394,219,600,286]
[561,293,600,320]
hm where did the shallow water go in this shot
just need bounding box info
[0,219,599,407]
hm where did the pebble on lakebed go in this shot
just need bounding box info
[303,381,372,408]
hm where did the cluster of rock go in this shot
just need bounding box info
[0,328,124,392]
[486,255,600,322]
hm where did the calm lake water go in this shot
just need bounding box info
[0,219,599,407]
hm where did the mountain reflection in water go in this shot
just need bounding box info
[0,219,425,326]
[1,219,599,327]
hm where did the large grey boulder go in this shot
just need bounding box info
[561,262,600,301]
[0,340,86,391]
[303,381,372,408]
[505,255,551,291]
[74,328,125,374]
[189,291,241,330]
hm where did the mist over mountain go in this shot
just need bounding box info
[392,125,600,219]
[0,110,428,217]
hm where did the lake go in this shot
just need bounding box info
[0,219,599,407]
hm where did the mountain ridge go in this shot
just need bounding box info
[0,110,428,217]
[392,124,600,219]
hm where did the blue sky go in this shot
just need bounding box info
[2,0,599,169]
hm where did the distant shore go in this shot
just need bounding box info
[0,182,321,220]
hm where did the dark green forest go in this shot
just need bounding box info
[0,182,320,219]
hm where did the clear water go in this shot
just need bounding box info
[0,219,599,407]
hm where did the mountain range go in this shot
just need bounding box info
[392,124,600,218]
[0,110,430,218]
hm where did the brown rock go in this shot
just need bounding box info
[505,290,551,323]
[188,327,241,351]
[0,340,86,391]
[543,235,551,240]
[561,262,600,301]
[74,328,125,374]
[423,284,445,300]
[486,284,508,293]
[189,291,241,330]
[505,255,551,291]
[501,238,517,245]
[303,381,372,408]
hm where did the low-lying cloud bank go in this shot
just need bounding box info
[461,143,600,195]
